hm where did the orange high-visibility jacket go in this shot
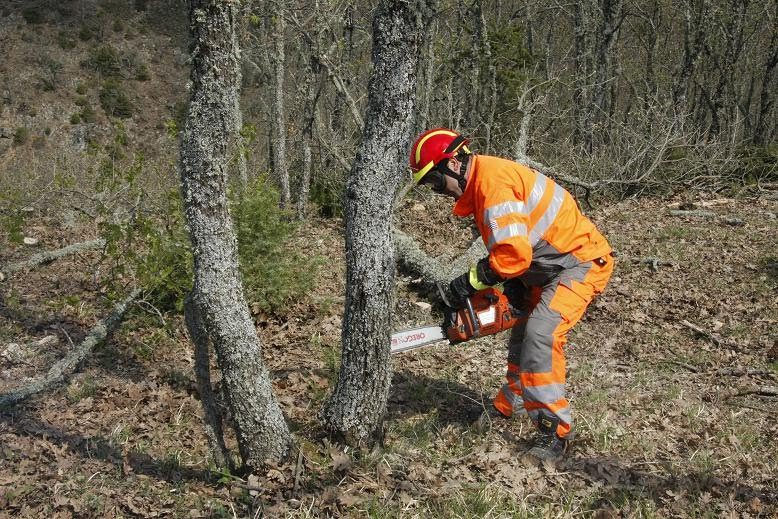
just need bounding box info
[453,155,612,279]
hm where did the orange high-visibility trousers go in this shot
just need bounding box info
[493,255,614,437]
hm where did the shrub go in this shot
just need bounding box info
[22,8,44,24]
[75,82,88,95]
[100,176,315,316]
[83,45,123,77]
[36,56,63,92]
[99,80,133,118]
[81,104,98,123]
[12,127,29,145]
[70,113,81,124]
[234,177,317,314]
[57,31,77,49]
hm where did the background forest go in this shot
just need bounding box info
[0,0,776,517]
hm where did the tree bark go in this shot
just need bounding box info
[271,0,291,208]
[321,0,428,447]
[180,0,292,468]
[753,5,777,145]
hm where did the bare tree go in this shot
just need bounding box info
[321,0,429,446]
[271,0,291,207]
[180,0,292,468]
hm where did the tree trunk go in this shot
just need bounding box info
[297,52,322,219]
[321,0,427,447]
[753,5,777,146]
[271,0,291,208]
[180,0,292,468]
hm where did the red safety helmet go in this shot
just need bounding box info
[408,128,471,184]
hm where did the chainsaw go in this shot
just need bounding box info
[390,286,527,354]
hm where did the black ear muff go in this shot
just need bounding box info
[420,170,446,193]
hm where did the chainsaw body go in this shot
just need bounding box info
[445,287,526,344]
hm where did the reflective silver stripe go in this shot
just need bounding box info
[484,201,527,251]
[484,200,525,222]
[529,183,565,245]
[487,223,528,250]
[527,172,547,208]
[522,383,566,404]
[500,384,525,408]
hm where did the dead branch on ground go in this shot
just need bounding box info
[0,288,141,409]
[0,238,106,280]
[679,319,746,353]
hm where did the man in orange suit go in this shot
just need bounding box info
[408,128,614,460]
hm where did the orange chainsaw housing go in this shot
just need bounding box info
[446,287,526,344]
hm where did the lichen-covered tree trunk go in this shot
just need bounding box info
[321,0,427,446]
[180,0,292,467]
[271,0,291,208]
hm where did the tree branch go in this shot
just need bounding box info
[0,289,140,409]
[1,239,106,280]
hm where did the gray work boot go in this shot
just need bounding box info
[527,414,569,461]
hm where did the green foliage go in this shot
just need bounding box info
[99,171,313,315]
[22,7,44,24]
[83,45,150,81]
[81,104,98,123]
[99,79,133,119]
[83,45,123,76]
[57,31,77,50]
[36,55,63,92]
[101,185,193,312]
[488,23,534,111]
[12,127,30,145]
[135,63,151,81]
[75,82,88,95]
[737,145,778,183]
[0,208,26,244]
[310,172,345,217]
[234,177,317,314]
[79,24,96,42]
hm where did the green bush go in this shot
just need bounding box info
[70,113,81,124]
[83,45,123,76]
[99,80,133,118]
[234,177,317,314]
[22,8,44,24]
[57,31,77,49]
[100,176,316,315]
[81,104,98,123]
[12,127,30,145]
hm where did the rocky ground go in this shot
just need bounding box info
[1,189,776,518]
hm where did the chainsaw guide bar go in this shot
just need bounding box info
[390,325,446,354]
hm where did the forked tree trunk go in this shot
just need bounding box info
[321,0,427,446]
[180,0,292,468]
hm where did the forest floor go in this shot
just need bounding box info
[1,190,777,518]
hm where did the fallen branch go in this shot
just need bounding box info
[0,238,105,279]
[679,319,745,353]
[731,386,778,398]
[612,252,675,271]
[0,288,141,409]
[393,228,486,286]
[669,209,717,218]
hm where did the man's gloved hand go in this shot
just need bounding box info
[447,271,476,309]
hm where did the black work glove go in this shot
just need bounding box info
[447,271,476,309]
